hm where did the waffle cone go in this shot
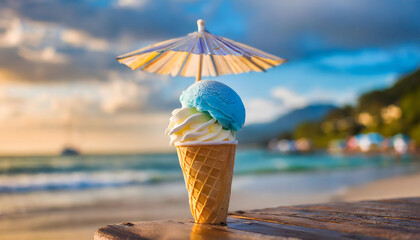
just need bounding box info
[176,142,236,224]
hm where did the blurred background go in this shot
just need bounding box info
[1,0,420,239]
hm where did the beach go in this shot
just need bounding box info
[2,173,420,240]
[0,152,419,240]
[336,172,420,202]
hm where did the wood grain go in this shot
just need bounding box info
[94,197,420,240]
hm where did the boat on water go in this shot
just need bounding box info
[61,110,81,156]
[61,146,80,156]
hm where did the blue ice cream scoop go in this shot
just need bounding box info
[180,80,246,131]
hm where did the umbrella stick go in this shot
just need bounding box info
[196,54,203,82]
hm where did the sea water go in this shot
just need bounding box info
[0,150,418,193]
[1,150,420,219]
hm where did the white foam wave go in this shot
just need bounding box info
[0,170,180,193]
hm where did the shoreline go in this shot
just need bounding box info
[1,168,419,240]
[334,172,420,202]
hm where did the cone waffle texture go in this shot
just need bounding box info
[176,142,236,224]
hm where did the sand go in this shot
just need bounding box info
[0,187,330,240]
[1,172,419,240]
[0,176,334,240]
[0,184,191,240]
[335,172,420,202]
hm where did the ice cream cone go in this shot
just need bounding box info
[176,141,237,224]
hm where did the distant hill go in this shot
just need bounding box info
[237,104,337,144]
[358,68,420,113]
[291,67,420,148]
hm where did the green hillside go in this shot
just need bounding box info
[292,68,420,148]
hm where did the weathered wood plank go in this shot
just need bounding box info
[95,219,284,240]
[227,217,382,240]
[94,197,420,240]
[95,217,382,240]
[230,198,420,240]
[282,198,420,220]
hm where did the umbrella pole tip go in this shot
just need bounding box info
[197,19,205,32]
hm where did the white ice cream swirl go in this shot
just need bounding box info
[166,107,235,146]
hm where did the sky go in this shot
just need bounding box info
[0,0,419,155]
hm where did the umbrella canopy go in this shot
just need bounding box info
[392,134,410,143]
[357,132,384,145]
[117,19,286,81]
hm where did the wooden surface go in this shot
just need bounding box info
[94,197,420,240]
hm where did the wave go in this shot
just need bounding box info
[0,163,326,193]
[0,170,181,193]
[0,151,412,194]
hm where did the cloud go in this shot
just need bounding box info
[315,45,420,74]
[0,9,111,52]
[0,18,22,47]
[0,87,23,120]
[0,76,176,125]
[271,87,307,109]
[1,0,419,85]
[0,47,105,82]
[100,79,149,114]
[1,0,420,153]
[0,79,174,154]
[1,0,193,42]
[305,88,357,106]
[234,0,420,59]
[244,88,308,124]
[0,16,48,49]
[0,9,124,82]
[18,46,69,64]
[0,83,99,126]
[244,86,358,124]
[0,68,21,82]
[61,28,110,52]
[244,98,288,124]
[115,0,148,8]
[2,0,420,62]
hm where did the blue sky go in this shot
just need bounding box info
[0,0,419,154]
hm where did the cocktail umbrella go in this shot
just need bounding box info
[117,19,286,81]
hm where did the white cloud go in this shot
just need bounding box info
[0,18,23,47]
[0,82,100,126]
[245,87,344,125]
[101,79,149,114]
[244,97,292,125]
[244,87,308,124]
[61,28,110,52]
[319,49,391,68]
[0,11,112,54]
[0,73,167,126]
[304,88,356,106]
[0,81,171,154]
[316,45,420,71]
[115,0,148,8]
[270,87,307,109]
[0,11,56,49]
[18,47,69,64]
[0,17,47,49]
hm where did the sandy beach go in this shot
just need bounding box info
[335,172,420,202]
[1,168,419,240]
[0,176,331,240]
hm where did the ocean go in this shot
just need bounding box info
[1,150,420,239]
[0,150,419,194]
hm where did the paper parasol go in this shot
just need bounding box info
[117,19,286,81]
